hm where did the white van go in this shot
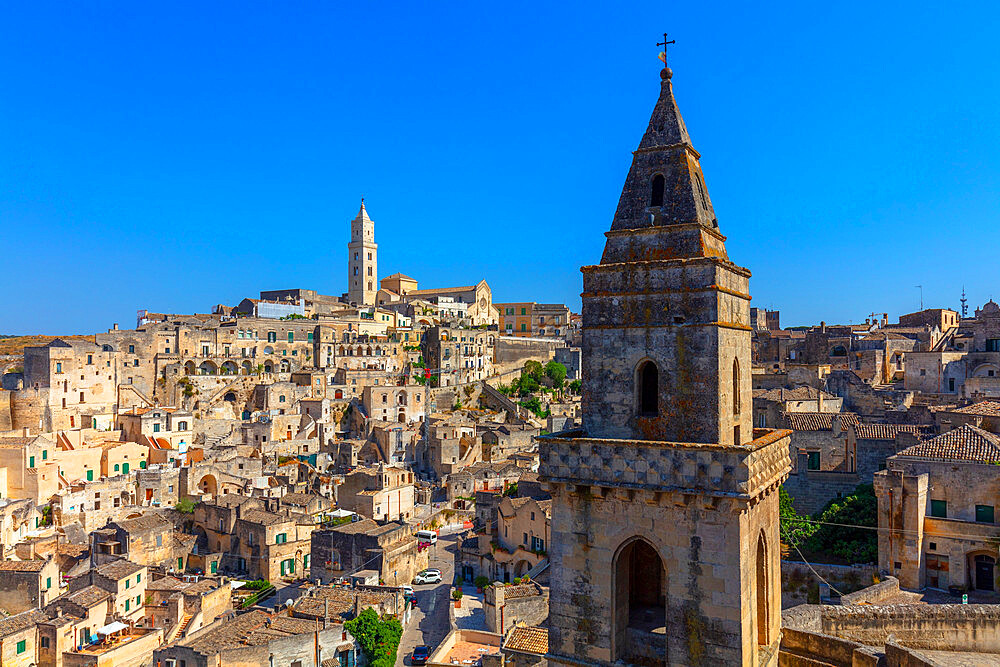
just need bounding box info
[415,530,438,544]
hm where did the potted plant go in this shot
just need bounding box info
[452,588,463,608]
[474,575,490,593]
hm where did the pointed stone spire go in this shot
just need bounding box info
[600,66,726,264]
[637,68,691,150]
[355,198,371,222]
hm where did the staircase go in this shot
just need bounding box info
[167,614,192,643]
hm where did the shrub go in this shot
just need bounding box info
[452,588,463,600]
[474,575,491,589]
[174,498,198,514]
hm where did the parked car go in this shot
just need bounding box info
[401,585,414,596]
[414,569,442,585]
[412,645,431,665]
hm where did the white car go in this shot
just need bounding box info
[414,569,442,585]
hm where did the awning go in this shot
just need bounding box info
[97,621,127,636]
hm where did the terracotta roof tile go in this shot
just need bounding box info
[505,626,548,655]
[896,425,1000,463]
[952,401,1000,417]
[784,412,859,432]
[853,424,934,440]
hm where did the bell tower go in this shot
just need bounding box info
[541,58,791,667]
[348,200,377,306]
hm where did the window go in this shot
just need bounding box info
[129,345,135,353]
[732,358,740,415]
[125,599,130,611]
[949,378,956,392]
[268,331,277,343]
[125,579,130,589]
[977,505,995,524]
[46,576,51,589]
[86,469,93,481]
[650,173,665,206]
[55,362,62,373]
[153,423,160,433]
[276,533,288,544]
[523,532,528,545]
[279,395,286,403]
[920,369,926,376]
[307,332,314,341]
[16,639,25,654]
[42,450,47,460]
[930,499,947,518]
[288,331,295,342]
[137,573,141,583]
[28,456,34,468]
[807,451,820,471]
[637,361,658,416]
[41,636,50,648]
[987,339,1000,352]
[87,354,93,364]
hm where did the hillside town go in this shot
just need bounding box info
[3,46,1000,667]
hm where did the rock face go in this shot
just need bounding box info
[540,66,791,667]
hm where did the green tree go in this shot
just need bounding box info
[568,379,582,393]
[804,484,878,563]
[174,498,198,514]
[544,361,567,387]
[522,360,544,383]
[778,487,816,548]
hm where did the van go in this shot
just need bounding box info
[415,530,438,544]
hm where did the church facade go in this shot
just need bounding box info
[539,63,792,666]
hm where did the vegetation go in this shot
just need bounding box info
[451,588,463,600]
[568,379,582,393]
[519,396,549,418]
[453,400,463,411]
[279,313,308,320]
[174,498,198,514]
[544,360,567,388]
[503,482,518,497]
[474,575,491,589]
[345,607,404,667]
[779,484,877,564]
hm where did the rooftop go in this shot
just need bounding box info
[95,558,144,580]
[504,626,548,655]
[896,424,1000,464]
[784,412,859,432]
[853,423,935,441]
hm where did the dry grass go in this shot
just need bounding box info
[0,335,96,356]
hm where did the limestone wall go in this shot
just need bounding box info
[820,604,1000,652]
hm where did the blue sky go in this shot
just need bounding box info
[2,2,999,334]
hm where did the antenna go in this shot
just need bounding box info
[960,286,968,318]
[915,285,923,311]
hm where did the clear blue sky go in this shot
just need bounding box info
[3,2,999,335]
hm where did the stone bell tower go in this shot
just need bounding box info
[540,61,791,667]
[348,200,377,306]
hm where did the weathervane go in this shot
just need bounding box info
[657,32,675,67]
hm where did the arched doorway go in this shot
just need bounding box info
[241,361,252,375]
[198,360,217,375]
[613,537,665,661]
[221,361,238,375]
[514,560,532,578]
[184,361,196,375]
[224,392,237,402]
[973,554,996,591]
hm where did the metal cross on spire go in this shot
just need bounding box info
[657,32,675,66]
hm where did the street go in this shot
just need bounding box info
[396,534,458,666]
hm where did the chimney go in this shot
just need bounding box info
[883,313,888,327]
[820,321,826,334]
[817,389,824,413]
[113,323,119,330]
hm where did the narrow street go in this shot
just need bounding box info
[396,534,459,666]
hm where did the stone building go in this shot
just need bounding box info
[539,62,790,666]
[337,463,415,521]
[0,557,60,613]
[496,302,572,338]
[311,518,427,586]
[348,200,378,306]
[752,386,842,429]
[875,424,1000,592]
[422,325,495,387]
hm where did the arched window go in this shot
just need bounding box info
[637,361,658,417]
[756,533,769,645]
[650,174,665,207]
[733,358,740,415]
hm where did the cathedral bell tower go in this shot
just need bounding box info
[540,60,791,667]
[348,200,378,306]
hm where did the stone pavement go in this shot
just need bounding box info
[453,590,486,631]
[395,535,458,667]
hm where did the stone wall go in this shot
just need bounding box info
[820,604,1000,652]
[483,582,549,633]
[840,576,899,606]
[495,336,559,373]
[0,390,11,431]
